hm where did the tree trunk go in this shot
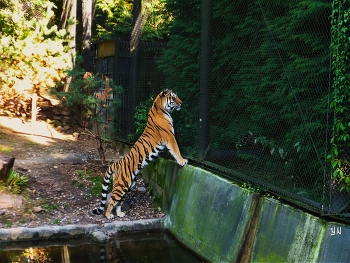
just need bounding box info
[0,157,15,182]
[129,0,151,135]
[60,0,77,92]
[93,116,106,165]
[61,246,71,263]
[31,92,38,127]
[82,0,92,72]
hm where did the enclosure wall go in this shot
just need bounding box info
[143,158,350,263]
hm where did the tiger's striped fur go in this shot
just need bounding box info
[92,89,188,219]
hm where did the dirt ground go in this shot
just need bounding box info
[0,115,164,229]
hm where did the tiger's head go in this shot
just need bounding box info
[156,89,183,113]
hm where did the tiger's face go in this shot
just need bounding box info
[162,89,182,113]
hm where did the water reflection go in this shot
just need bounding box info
[0,231,206,263]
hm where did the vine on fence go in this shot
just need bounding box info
[329,0,350,192]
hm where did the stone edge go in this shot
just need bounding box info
[0,218,165,243]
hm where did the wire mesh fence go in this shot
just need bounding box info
[192,0,334,216]
[93,40,167,139]
[203,0,333,212]
[93,0,350,220]
[20,0,46,21]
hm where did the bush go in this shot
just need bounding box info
[7,169,30,194]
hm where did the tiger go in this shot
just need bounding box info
[92,89,188,219]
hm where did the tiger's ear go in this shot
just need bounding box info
[162,89,170,96]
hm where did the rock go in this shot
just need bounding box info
[47,119,62,127]
[90,230,111,243]
[137,187,147,192]
[32,206,43,213]
[62,125,70,131]
[0,193,23,209]
[62,110,70,116]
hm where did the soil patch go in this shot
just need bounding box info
[0,115,164,229]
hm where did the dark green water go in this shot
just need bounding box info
[0,231,206,263]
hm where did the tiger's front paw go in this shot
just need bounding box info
[105,213,115,220]
[116,206,126,218]
[117,211,126,218]
[179,159,188,166]
[105,213,114,219]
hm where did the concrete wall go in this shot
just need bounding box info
[143,159,350,263]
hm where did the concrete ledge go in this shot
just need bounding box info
[0,218,164,243]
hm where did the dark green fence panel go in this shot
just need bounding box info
[93,40,167,140]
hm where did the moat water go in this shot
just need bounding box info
[0,231,206,263]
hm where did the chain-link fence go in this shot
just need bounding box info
[94,0,350,221]
[20,0,46,20]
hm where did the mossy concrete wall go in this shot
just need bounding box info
[143,159,350,263]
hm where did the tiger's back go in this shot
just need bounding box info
[92,89,188,219]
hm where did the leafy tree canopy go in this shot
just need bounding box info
[93,0,173,41]
[0,0,71,104]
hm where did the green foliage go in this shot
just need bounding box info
[75,169,106,197]
[41,201,58,214]
[94,0,172,41]
[156,0,200,156]
[52,56,122,131]
[156,0,332,194]
[329,0,350,192]
[157,0,200,98]
[0,145,12,153]
[52,218,60,224]
[132,95,155,140]
[242,182,261,193]
[7,169,30,194]
[221,0,330,189]
[0,0,70,102]
[94,0,132,41]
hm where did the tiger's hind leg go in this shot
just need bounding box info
[105,195,127,219]
[105,183,131,219]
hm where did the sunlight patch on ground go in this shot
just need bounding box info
[0,116,74,146]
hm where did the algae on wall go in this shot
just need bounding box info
[138,154,350,263]
[251,199,325,262]
[143,158,168,209]
[162,161,256,263]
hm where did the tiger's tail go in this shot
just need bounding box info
[92,163,115,215]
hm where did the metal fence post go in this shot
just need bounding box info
[129,0,142,137]
[198,0,212,160]
[113,39,120,138]
[113,39,120,86]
